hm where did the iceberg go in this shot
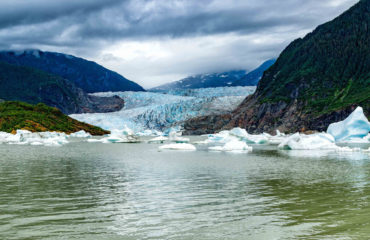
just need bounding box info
[265,130,287,145]
[209,139,252,152]
[87,127,140,144]
[148,136,168,144]
[0,130,69,146]
[327,107,370,142]
[168,131,190,143]
[69,130,92,138]
[229,128,269,144]
[136,129,163,137]
[158,143,196,151]
[204,128,269,145]
[278,133,337,150]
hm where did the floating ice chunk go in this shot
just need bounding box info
[148,136,168,144]
[209,139,252,152]
[87,126,140,143]
[70,130,91,138]
[278,133,337,150]
[335,146,363,152]
[207,130,234,144]
[229,128,268,144]
[327,107,370,142]
[136,129,163,136]
[163,126,182,136]
[158,143,196,151]
[0,130,69,146]
[365,133,370,142]
[261,129,288,145]
[169,131,190,143]
[86,139,102,143]
[229,128,248,138]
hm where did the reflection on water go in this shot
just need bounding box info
[0,140,370,239]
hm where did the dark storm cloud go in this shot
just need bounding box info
[0,0,122,29]
[0,0,358,47]
[0,0,359,87]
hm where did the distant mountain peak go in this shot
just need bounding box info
[150,60,275,92]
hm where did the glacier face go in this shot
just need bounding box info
[70,86,255,132]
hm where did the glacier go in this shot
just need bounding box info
[70,86,255,132]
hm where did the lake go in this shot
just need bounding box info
[1,138,370,239]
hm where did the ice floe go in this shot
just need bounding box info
[208,139,252,153]
[87,127,139,143]
[278,133,337,150]
[136,129,163,137]
[168,131,190,143]
[69,130,91,138]
[148,136,168,144]
[327,107,370,142]
[158,143,196,151]
[0,130,69,146]
[229,128,269,144]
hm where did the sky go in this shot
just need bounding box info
[0,0,359,88]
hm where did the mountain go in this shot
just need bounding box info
[0,49,145,93]
[150,59,275,92]
[150,70,247,91]
[184,0,370,134]
[231,59,276,86]
[0,61,124,114]
[0,101,109,135]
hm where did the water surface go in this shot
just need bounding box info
[1,140,370,239]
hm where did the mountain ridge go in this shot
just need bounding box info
[184,0,370,134]
[150,59,275,91]
[0,49,145,93]
[0,61,124,114]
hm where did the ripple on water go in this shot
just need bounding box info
[0,141,370,239]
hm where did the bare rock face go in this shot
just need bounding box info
[183,114,231,135]
[36,78,125,114]
[86,95,125,114]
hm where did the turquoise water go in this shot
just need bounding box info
[1,140,370,239]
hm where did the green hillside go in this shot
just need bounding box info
[258,0,370,115]
[0,101,109,135]
[0,61,124,114]
[184,0,370,134]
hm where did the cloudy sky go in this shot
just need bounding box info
[0,0,358,88]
